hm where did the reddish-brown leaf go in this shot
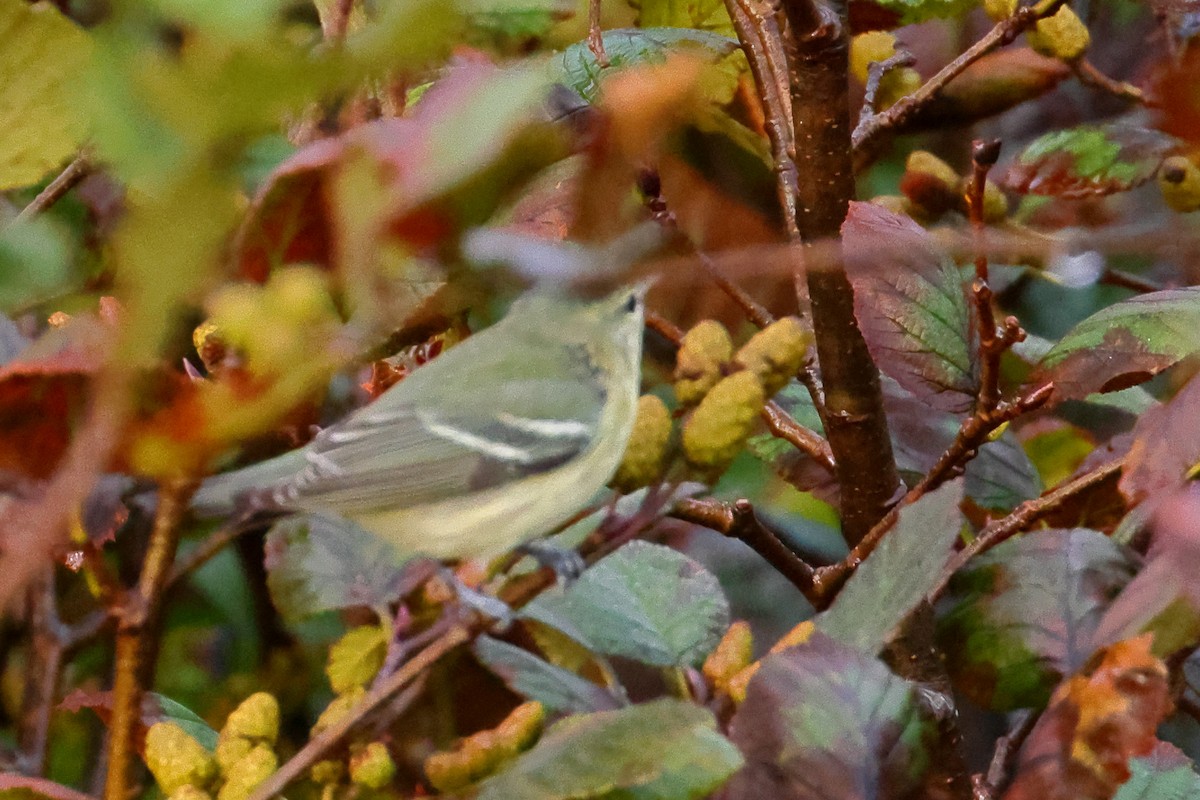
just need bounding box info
[1004,635,1172,800]
[1151,47,1200,148]
[1120,374,1200,505]
[842,201,979,412]
[0,311,112,479]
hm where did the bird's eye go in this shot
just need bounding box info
[623,294,638,313]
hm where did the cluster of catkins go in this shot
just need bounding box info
[144,692,282,800]
[611,316,811,491]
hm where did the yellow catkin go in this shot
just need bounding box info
[734,317,811,396]
[144,722,218,794]
[1027,6,1090,61]
[611,395,673,492]
[674,320,734,406]
[682,371,766,474]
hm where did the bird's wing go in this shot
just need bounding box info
[275,374,606,513]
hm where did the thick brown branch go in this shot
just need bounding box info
[781,0,900,546]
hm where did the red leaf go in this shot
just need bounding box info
[842,201,979,412]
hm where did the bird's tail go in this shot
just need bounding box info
[190,449,308,516]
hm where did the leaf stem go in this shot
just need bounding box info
[0,774,97,800]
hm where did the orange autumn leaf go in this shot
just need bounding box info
[1003,635,1172,800]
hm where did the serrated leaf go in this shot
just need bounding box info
[818,481,965,654]
[937,528,1138,711]
[843,202,978,413]
[555,28,738,102]
[474,635,622,714]
[1004,124,1175,198]
[723,633,937,799]
[264,514,415,623]
[476,698,742,800]
[1115,742,1200,800]
[1035,288,1200,401]
[521,541,729,667]
[0,0,91,189]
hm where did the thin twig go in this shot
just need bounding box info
[587,0,609,67]
[104,478,198,800]
[247,624,472,800]
[926,457,1124,604]
[979,710,1039,798]
[762,401,835,473]
[17,575,66,775]
[725,0,800,236]
[166,516,259,589]
[964,139,1024,416]
[15,153,92,224]
[852,0,1070,162]
[857,50,916,129]
[0,774,97,800]
[1073,59,1146,104]
[1100,267,1164,293]
[671,497,818,601]
[697,252,776,329]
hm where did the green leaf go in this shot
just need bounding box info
[723,633,937,798]
[817,481,965,653]
[0,0,91,189]
[149,694,220,751]
[869,0,977,25]
[522,541,729,667]
[937,528,1138,711]
[264,514,414,623]
[476,698,742,800]
[474,635,623,714]
[1115,743,1200,800]
[1005,124,1175,198]
[0,216,73,313]
[1035,288,1200,401]
[556,27,739,102]
[843,202,978,413]
[965,430,1044,511]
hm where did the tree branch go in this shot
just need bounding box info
[927,457,1124,604]
[671,497,819,601]
[15,153,92,224]
[780,0,900,546]
[103,478,197,800]
[852,0,1069,166]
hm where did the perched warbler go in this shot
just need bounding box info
[190,285,647,561]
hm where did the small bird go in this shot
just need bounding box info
[190,285,647,562]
